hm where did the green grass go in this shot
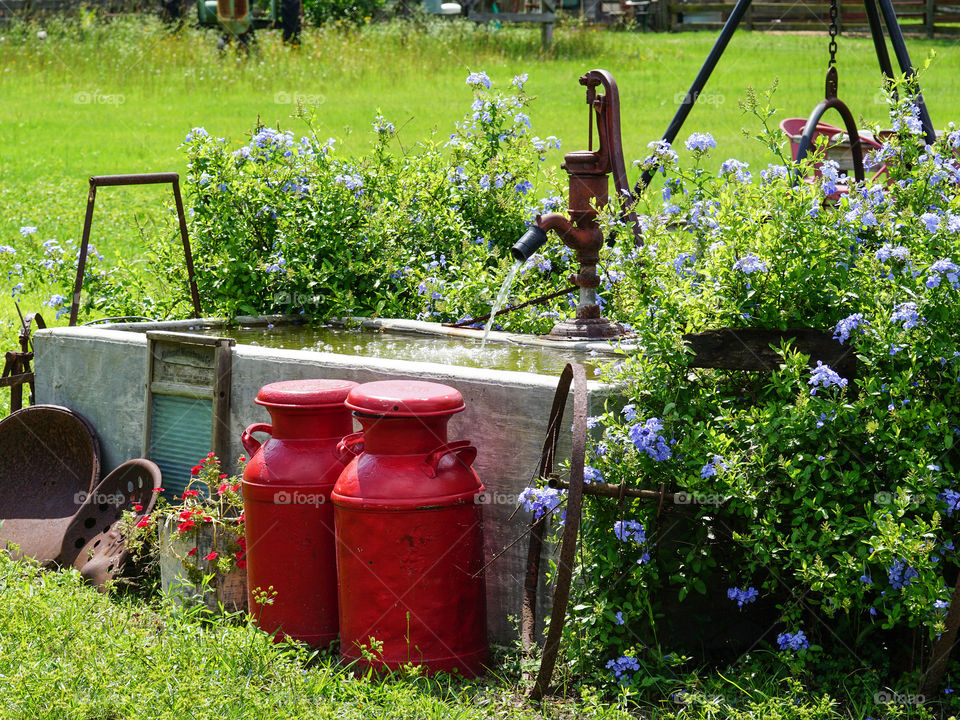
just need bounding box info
[0,552,935,719]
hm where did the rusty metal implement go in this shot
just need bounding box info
[69,173,202,326]
[0,405,101,563]
[59,459,161,587]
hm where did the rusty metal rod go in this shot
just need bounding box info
[69,173,202,325]
[444,285,578,329]
[548,476,674,502]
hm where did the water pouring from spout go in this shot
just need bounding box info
[480,259,523,350]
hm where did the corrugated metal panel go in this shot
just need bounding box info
[148,394,212,499]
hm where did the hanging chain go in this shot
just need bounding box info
[827,0,839,66]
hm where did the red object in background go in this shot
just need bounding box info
[333,380,489,677]
[241,378,358,647]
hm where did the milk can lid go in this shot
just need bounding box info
[255,379,359,408]
[345,380,466,417]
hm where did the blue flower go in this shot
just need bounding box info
[636,139,678,174]
[372,116,395,134]
[265,255,286,273]
[583,465,603,484]
[672,252,696,278]
[614,611,625,625]
[0,245,15,255]
[733,255,767,274]
[515,180,533,195]
[19,226,37,236]
[684,132,716,153]
[727,586,758,607]
[628,417,672,461]
[700,454,727,479]
[466,71,492,89]
[622,404,637,422]
[891,301,921,330]
[939,488,960,516]
[42,294,67,308]
[777,631,809,651]
[760,164,788,183]
[875,243,909,262]
[833,313,864,344]
[860,574,873,584]
[921,212,941,233]
[606,654,640,684]
[511,72,528,90]
[808,361,848,395]
[614,519,647,544]
[720,158,751,183]
[926,258,960,289]
[518,487,565,520]
[888,559,919,589]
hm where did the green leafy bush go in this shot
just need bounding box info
[520,82,960,711]
[177,71,569,331]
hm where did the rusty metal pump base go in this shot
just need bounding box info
[544,317,626,341]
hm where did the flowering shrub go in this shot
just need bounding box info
[126,453,246,583]
[175,73,569,333]
[525,82,960,703]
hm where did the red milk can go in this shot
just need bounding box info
[241,378,358,647]
[333,380,488,676]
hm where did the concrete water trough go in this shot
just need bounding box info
[33,316,626,644]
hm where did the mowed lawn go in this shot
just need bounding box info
[3,19,960,257]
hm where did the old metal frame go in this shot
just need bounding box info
[635,0,934,192]
[0,309,45,415]
[69,173,203,326]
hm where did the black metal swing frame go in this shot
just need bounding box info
[636,0,936,193]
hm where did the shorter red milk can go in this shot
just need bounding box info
[241,378,358,647]
[333,380,489,676]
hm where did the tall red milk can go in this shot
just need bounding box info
[333,380,488,676]
[241,378,358,647]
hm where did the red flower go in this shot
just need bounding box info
[190,465,202,476]
[176,520,196,533]
[236,559,247,569]
[238,455,246,463]
[235,549,245,560]
[178,510,194,521]
[236,536,247,548]
[152,487,164,493]
[181,489,200,498]
[204,551,218,561]
[133,504,143,512]
[236,513,245,524]
[202,516,213,523]
[187,548,197,556]
[219,474,228,479]
[217,483,229,495]
[207,452,216,458]
[136,516,151,529]
[230,483,241,493]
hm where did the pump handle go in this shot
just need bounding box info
[241,423,272,457]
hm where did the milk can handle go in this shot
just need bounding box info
[241,423,272,457]
[336,432,366,463]
[422,440,477,478]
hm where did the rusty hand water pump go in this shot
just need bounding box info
[511,69,633,341]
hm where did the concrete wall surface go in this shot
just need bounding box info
[34,325,615,645]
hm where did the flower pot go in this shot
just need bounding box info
[159,517,247,613]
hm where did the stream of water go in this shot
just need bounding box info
[480,259,523,350]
